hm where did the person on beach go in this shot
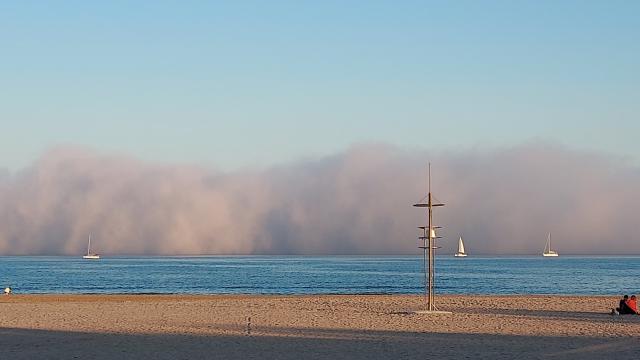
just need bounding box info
[3,287,11,295]
[611,295,638,315]
[614,294,639,315]
[615,295,630,314]
[626,295,638,314]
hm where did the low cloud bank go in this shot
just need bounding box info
[0,143,638,255]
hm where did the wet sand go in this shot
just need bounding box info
[1,294,639,359]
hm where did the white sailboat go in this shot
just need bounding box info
[542,233,558,257]
[454,236,467,257]
[82,233,100,259]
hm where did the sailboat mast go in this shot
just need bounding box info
[545,233,550,253]
[87,233,92,256]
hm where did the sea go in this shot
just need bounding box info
[1,256,639,295]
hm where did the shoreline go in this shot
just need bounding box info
[0,292,630,296]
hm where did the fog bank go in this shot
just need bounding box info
[0,143,638,255]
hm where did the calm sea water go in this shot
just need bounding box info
[0,256,639,295]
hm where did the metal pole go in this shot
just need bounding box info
[427,164,433,311]
[423,228,428,310]
[428,192,433,311]
[413,162,444,313]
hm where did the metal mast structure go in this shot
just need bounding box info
[413,163,447,313]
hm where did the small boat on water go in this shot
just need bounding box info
[542,232,558,257]
[82,233,100,260]
[454,236,468,257]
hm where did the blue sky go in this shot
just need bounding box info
[1,0,638,171]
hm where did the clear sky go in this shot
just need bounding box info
[1,0,638,171]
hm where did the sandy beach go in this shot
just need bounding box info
[1,294,639,359]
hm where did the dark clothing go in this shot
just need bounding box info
[617,300,637,314]
[618,300,627,314]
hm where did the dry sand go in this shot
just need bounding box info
[1,294,639,359]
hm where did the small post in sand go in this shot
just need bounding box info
[413,163,451,314]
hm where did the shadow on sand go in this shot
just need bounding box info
[1,326,639,360]
[464,307,640,323]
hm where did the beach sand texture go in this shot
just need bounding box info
[1,295,639,359]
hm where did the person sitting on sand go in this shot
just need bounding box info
[626,295,638,314]
[616,295,630,314]
[3,287,11,295]
[613,294,638,315]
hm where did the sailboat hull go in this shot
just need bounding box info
[454,253,467,257]
[83,255,100,259]
[542,253,558,257]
